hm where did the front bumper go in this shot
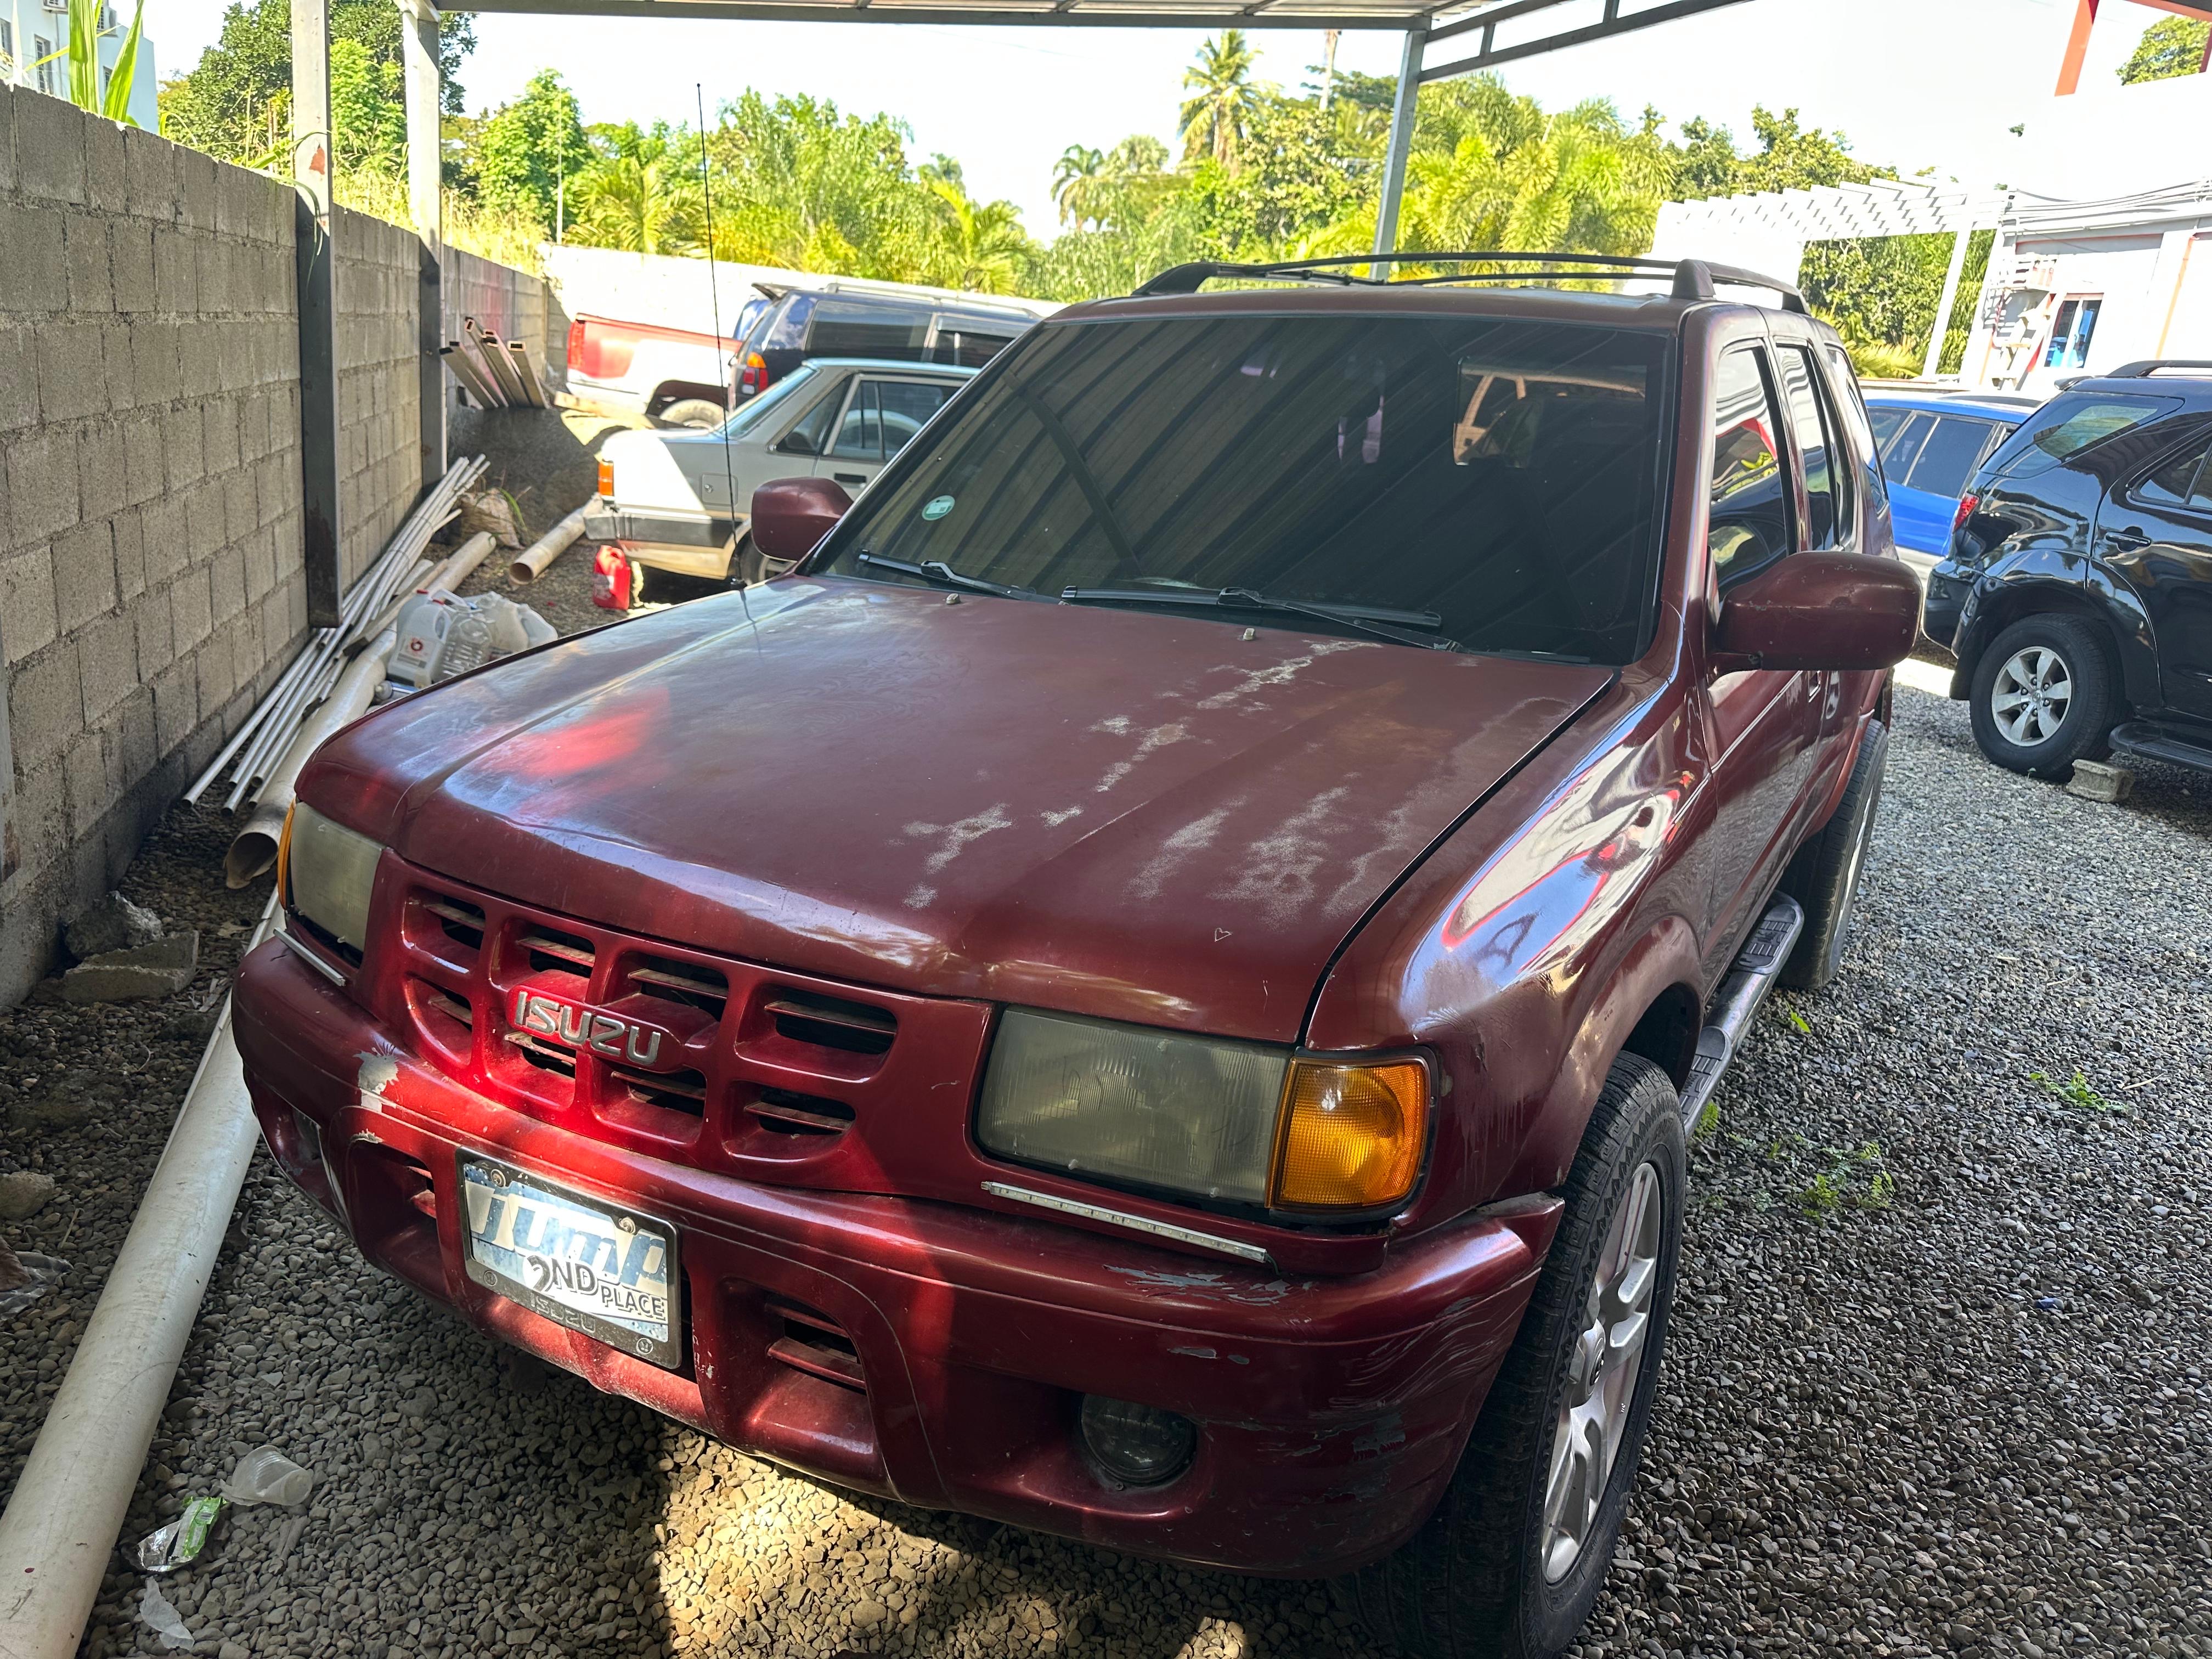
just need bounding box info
[233,938,1553,1577]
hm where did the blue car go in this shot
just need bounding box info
[1863,390,2042,590]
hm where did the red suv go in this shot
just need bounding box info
[235,253,1916,1658]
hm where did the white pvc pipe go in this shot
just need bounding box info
[0,899,276,1659]
[223,627,400,888]
[427,531,499,594]
[509,504,588,584]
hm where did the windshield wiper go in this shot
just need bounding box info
[857,552,1047,602]
[1059,585,1458,651]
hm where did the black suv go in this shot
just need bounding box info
[1927,361,2212,777]
[730,281,1047,403]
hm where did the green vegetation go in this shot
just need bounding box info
[1797,1139,1895,1218]
[2119,15,2210,84]
[157,9,1956,341]
[2031,1069,2126,1116]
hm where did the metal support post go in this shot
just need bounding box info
[401,0,445,484]
[1372,25,1425,268]
[2055,0,2098,94]
[292,0,342,628]
[1923,227,1974,380]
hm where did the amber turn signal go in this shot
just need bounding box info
[274,801,297,907]
[597,458,615,498]
[1269,1060,1429,1210]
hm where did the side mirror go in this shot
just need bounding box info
[1713,551,1920,673]
[750,477,851,564]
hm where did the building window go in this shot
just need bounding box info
[2045,296,2103,369]
[1,21,15,73]
[35,37,54,94]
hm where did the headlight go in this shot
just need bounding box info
[975,1008,1429,1214]
[281,802,383,955]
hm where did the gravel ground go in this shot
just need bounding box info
[10,670,2209,1659]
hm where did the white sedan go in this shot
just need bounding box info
[585,358,976,594]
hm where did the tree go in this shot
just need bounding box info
[471,70,587,232]
[922,163,1033,292]
[1179,31,1259,168]
[1053,145,1107,228]
[2119,15,2210,83]
[571,123,702,256]
[159,0,471,174]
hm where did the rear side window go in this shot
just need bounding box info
[1908,417,1999,499]
[2136,440,2212,511]
[1866,407,1911,452]
[933,321,1019,368]
[1986,394,2183,479]
[1709,346,1791,585]
[1778,346,1848,548]
[809,301,928,359]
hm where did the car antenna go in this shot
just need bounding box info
[696,83,757,633]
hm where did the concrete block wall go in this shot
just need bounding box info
[0,83,306,1005]
[0,82,501,1007]
[332,205,423,592]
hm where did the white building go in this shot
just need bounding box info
[1650,31,2212,392]
[0,0,158,132]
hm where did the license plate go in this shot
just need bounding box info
[458,1154,682,1369]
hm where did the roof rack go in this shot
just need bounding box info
[2103,359,2212,379]
[1132,251,1808,313]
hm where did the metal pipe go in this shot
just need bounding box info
[507,342,549,407]
[0,896,278,1658]
[509,504,588,583]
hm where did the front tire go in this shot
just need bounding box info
[1968,614,2117,777]
[1351,1054,1685,1659]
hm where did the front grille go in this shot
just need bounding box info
[386,868,986,1192]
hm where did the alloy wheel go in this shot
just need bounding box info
[1541,1161,1663,1583]
[1991,646,2073,747]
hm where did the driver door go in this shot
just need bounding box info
[1699,341,1822,975]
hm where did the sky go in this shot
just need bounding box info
[143,0,2165,233]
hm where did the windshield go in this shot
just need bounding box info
[817,314,1671,663]
[712,365,819,438]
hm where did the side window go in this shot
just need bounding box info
[1709,346,1791,586]
[1906,417,1998,500]
[1778,345,1849,549]
[1823,345,1888,504]
[831,380,954,461]
[808,302,928,359]
[775,379,847,456]
[759,294,812,353]
[931,323,1019,369]
[2135,439,2212,512]
[1866,407,1911,452]
[1882,413,1935,483]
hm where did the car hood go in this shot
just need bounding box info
[305,579,1612,1042]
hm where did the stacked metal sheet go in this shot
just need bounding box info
[442,319,551,409]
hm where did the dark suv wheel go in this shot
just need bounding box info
[1968,614,2118,777]
[1350,1054,1684,1659]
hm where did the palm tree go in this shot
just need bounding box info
[924,173,1031,293]
[573,126,702,256]
[1053,145,1107,228]
[1179,31,1259,170]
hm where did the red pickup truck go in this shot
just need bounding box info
[564,311,751,427]
[236,252,1916,1658]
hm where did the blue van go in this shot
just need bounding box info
[1863,390,2041,586]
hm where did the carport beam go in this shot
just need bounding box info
[291,0,342,628]
[1373,25,1425,266]
[1922,227,1973,380]
[402,0,446,483]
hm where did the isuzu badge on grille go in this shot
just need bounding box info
[510,989,672,1068]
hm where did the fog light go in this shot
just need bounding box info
[1079,1395,1196,1489]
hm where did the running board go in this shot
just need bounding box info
[1677,894,1804,1129]
[2111,721,2212,777]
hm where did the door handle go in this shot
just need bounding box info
[833,472,868,486]
[2106,527,2152,551]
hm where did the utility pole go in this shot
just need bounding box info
[292,0,341,625]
